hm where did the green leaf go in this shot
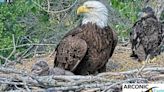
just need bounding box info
[31,7,37,13]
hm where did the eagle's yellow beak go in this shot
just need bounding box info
[77,6,89,15]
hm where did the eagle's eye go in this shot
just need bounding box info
[87,6,94,9]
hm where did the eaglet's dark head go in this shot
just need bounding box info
[139,7,155,18]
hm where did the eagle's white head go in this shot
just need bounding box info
[77,1,108,28]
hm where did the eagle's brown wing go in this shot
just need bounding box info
[161,22,164,52]
[54,35,87,72]
[130,20,145,59]
[54,23,117,75]
[109,27,118,57]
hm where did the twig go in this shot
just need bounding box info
[17,45,34,62]
[0,55,13,63]
[102,78,148,92]
[150,74,164,80]
[5,34,16,64]
[47,0,50,12]
[49,50,56,58]
[0,43,56,51]
[136,54,150,77]
[46,82,112,91]
[0,66,164,91]
[97,72,124,77]
[32,0,78,14]
[0,80,26,86]
[8,34,16,58]
[0,66,26,75]
[22,78,31,92]
[98,67,164,77]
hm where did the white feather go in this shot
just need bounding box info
[82,1,108,28]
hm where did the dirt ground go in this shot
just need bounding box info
[106,44,164,72]
[15,44,164,74]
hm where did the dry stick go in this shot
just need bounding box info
[47,0,50,12]
[33,46,38,58]
[23,51,46,59]
[136,55,150,77]
[102,78,148,92]
[14,85,25,91]
[0,55,13,63]
[151,74,164,80]
[0,43,56,51]
[52,75,106,81]
[97,72,124,77]
[1,66,164,90]
[0,67,108,87]
[81,88,101,92]
[22,78,31,92]
[18,45,34,62]
[47,78,148,91]
[0,67,69,87]
[0,69,54,87]
[0,80,26,86]
[7,34,16,59]
[1,66,164,79]
[52,76,74,82]
[46,82,112,91]
[97,67,164,77]
[4,34,16,65]
[32,0,78,14]
[0,66,27,75]
[49,50,56,58]
[1,66,164,81]
[14,76,31,92]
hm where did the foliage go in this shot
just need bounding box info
[110,0,142,23]
[0,0,78,63]
[110,0,142,41]
[0,0,40,63]
[0,0,146,63]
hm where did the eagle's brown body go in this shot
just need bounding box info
[54,23,117,75]
[130,15,163,61]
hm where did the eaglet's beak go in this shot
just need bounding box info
[142,12,148,17]
[138,12,148,18]
[77,6,90,15]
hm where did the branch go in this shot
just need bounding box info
[102,78,148,92]
[0,55,13,63]
[97,67,164,77]
[32,0,78,14]
[0,66,164,91]
[0,43,56,51]
[136,55,150,77]
[3,34,16,66]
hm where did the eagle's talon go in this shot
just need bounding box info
[140,61,146,65]
[149,57,157,63]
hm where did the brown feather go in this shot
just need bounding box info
[130,16,163,61]
[54,23,117,75]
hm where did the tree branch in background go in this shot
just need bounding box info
[0,44,56,51]
[32,0,78,14]
[0,55,13,63]
[5,34,16,64]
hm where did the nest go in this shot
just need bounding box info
[1,62,164,92]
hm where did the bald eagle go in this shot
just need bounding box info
[130,7,163,62]
[54,1,117,75]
